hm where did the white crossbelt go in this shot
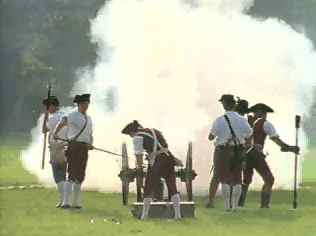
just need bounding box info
[136,129,169,166]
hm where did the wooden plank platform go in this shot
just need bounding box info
[131,201,195,218]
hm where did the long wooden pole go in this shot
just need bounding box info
[293,115,301,209]
[41,84,51,169]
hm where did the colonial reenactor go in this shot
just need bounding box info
[238,103,299,208]
[122,120,182,220]
[42,96,67,207]
[54,94,93,209]
[206,97,250,208]
[208,95,252,211]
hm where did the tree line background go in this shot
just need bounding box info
[0,0,315,145]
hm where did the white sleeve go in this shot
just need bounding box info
[133,136,144,155]
[264,121,279,138]
[210,119,219,136]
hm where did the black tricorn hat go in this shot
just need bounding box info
[219,94,236,104]
[121,120,142,134]
[235,98,249,114]
[73,94,91,103]
[42,96,59,106]
[248,103,274,113]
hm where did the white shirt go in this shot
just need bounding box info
[132,130,163,155]
[210,111,253,146]
[66,111,93,144]
[262,120,279,138]
[46,112,67,144]
[133,136,144,155]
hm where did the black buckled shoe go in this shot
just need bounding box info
[61,204,71,209]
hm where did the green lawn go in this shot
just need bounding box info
[302,148,316,182]
[0,145,38,186]
[0,141,316,236]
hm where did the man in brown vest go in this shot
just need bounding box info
[238,103,299,208]
[122,121,182,220]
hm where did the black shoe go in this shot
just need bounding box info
[72,206,82,209]
[205,201,215,208]
[61,204,71,209]
[260,192,271,209]
[238,185,249,207]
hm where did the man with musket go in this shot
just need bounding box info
[238,103,299,208]
[208,95,252,211]
[54,94,93,209]
[121,121,182,220]
[42,96,67,207]
[206,97,251,208]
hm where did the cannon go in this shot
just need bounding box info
[118,142,197,206]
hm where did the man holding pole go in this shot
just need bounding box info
[238,103,299,208]
[54,94,93,209]
[42,96,67,207]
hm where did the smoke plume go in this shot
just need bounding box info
[22,0,316,194]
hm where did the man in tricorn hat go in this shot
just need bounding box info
[206,97,251,208]
[42,96,67,207]
[54,94,93,209]
[122,121,183,220]
[238,103,299,208]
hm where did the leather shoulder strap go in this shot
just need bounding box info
[224,114,240,145]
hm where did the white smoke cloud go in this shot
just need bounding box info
[22,0,316,195]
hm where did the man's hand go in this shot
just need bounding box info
[281,145,300,154]
[87,144,94,150]
[174,157,184,167]
[208,133,215,141]
[42,127,49,134]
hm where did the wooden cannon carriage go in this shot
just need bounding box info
[118,142,197,218]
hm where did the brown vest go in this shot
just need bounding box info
[136,128,168,154]
[253,118,267,146]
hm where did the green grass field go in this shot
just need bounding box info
[1,139,316,236]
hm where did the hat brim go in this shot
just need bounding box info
[248,103,274,113]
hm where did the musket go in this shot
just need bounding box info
[54,137,127,158]
[293,115,301,209]
[41,83,52,169]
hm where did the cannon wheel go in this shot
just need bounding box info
[185,142,193,201]
[121,143,129,206]
[136,173,143,202]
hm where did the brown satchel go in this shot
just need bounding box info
[50,142,67,164]
[224,115,244,169]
